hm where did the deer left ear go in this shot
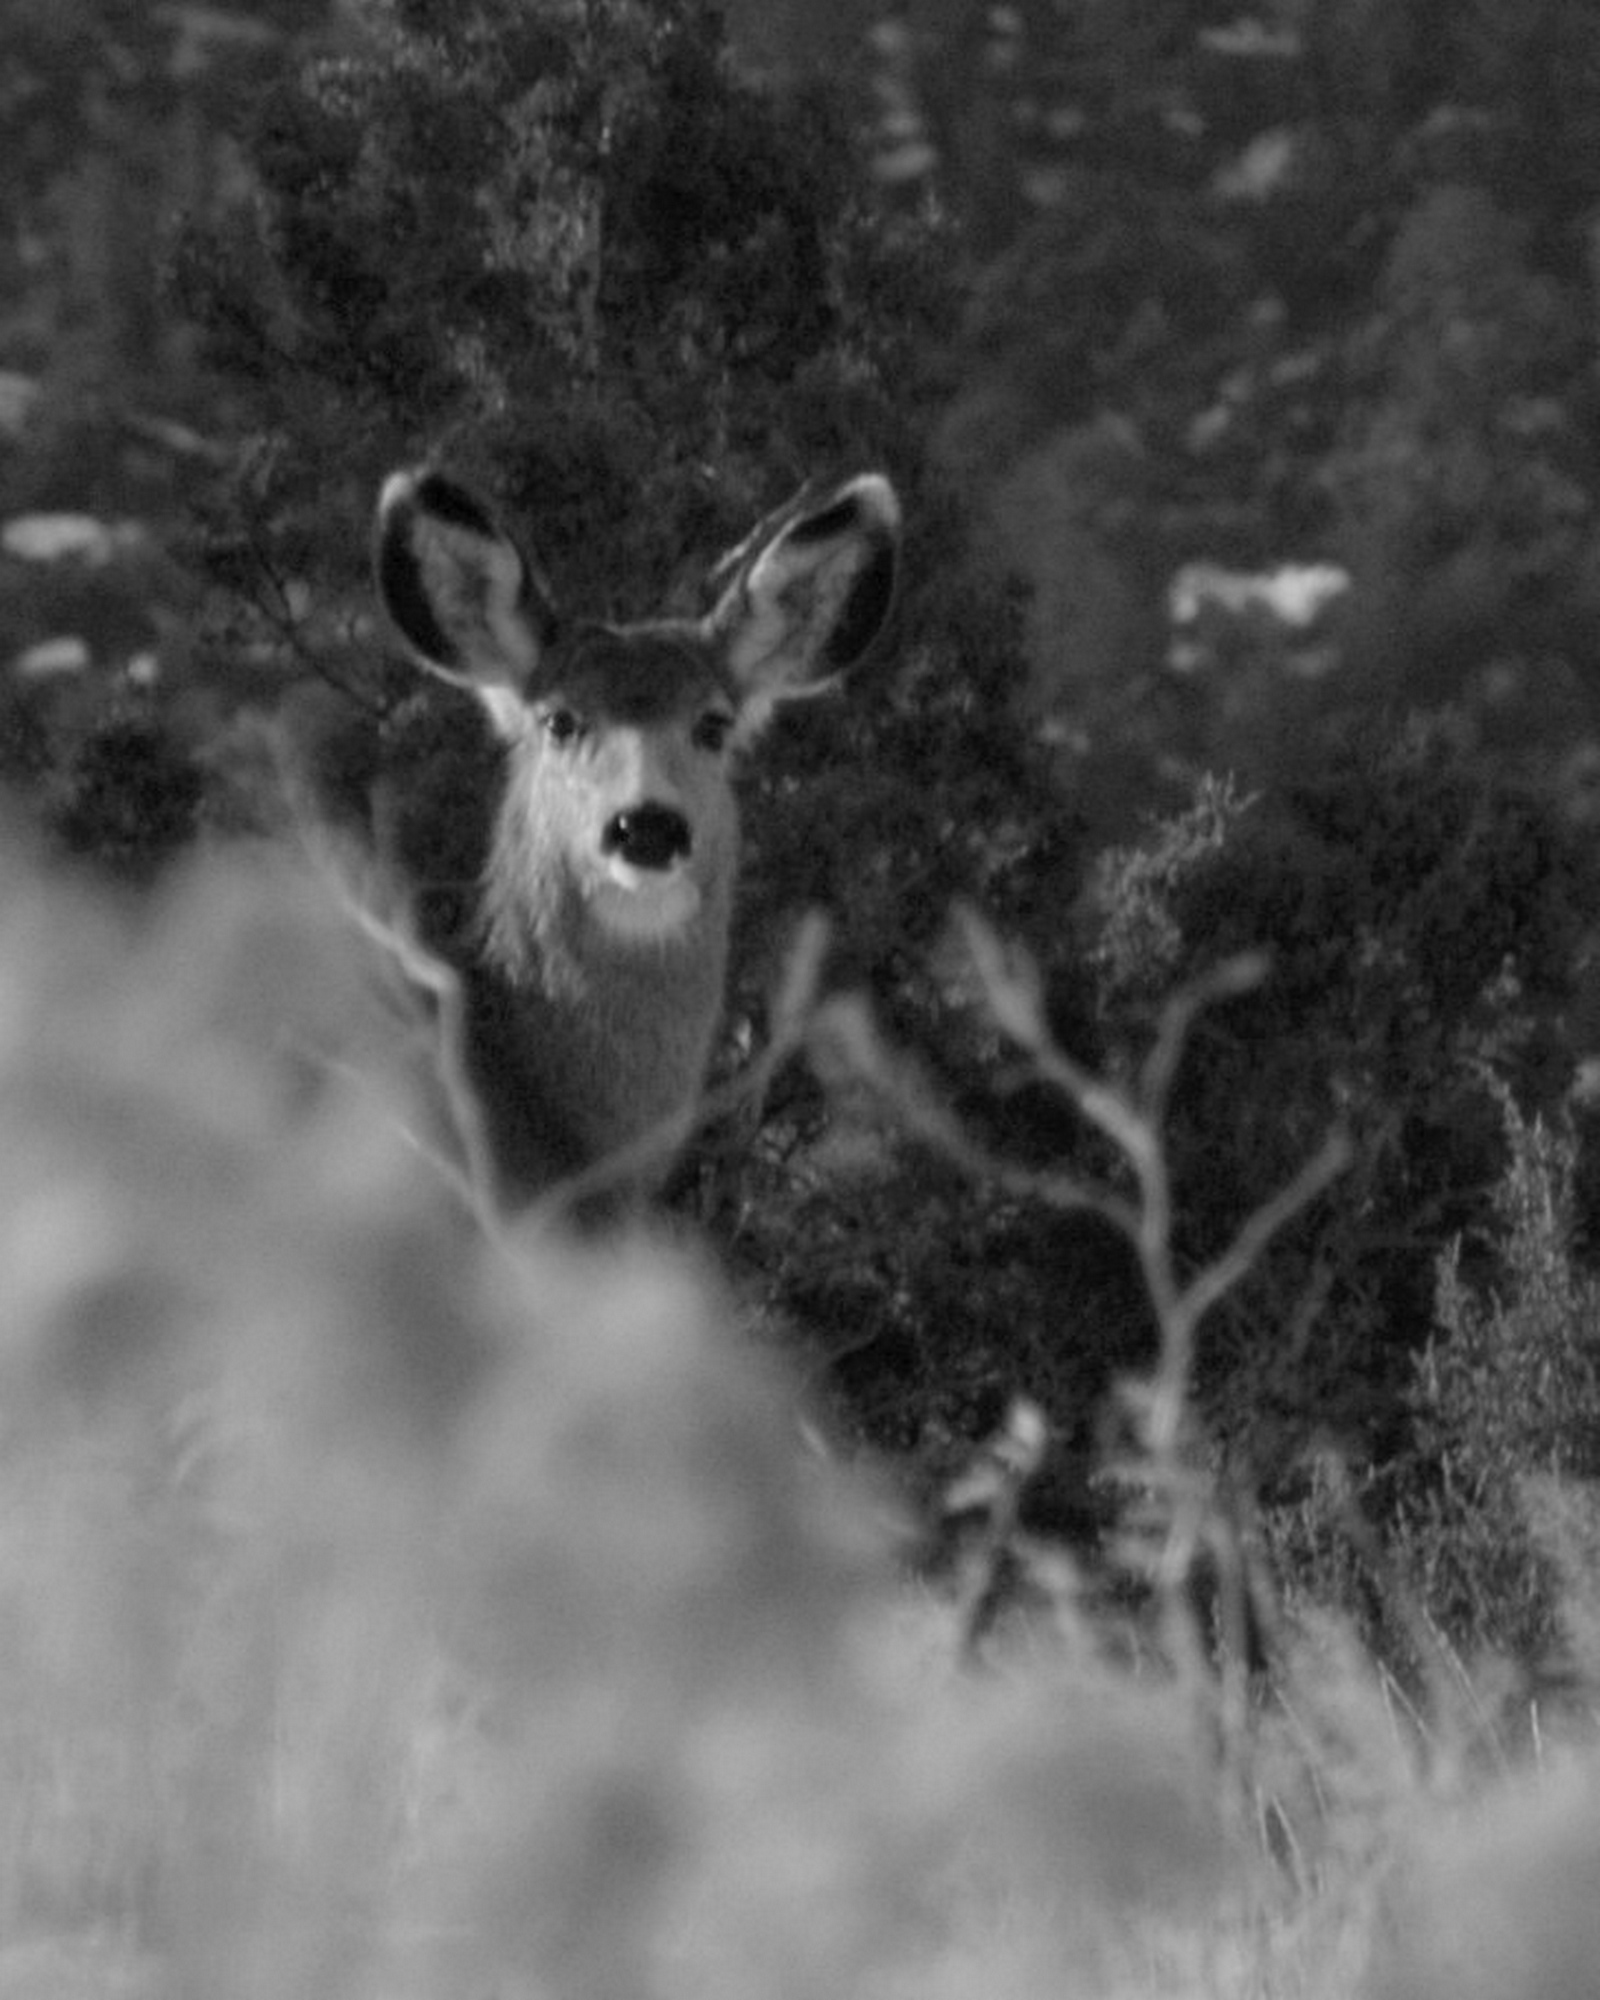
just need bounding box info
[374,469,558,701]
[708,474,900,729]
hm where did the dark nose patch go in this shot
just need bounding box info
[603,803,692,870]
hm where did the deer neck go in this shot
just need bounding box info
[478,832,733,1178]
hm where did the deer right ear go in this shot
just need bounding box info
[709,473,901,733]
[374,470,557,699]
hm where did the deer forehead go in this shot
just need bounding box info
[530,621,733,723]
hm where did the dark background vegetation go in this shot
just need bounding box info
[7,0,1600,1675]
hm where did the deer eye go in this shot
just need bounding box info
[692,709,734,753]
[542,706,586,745]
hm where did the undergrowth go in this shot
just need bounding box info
[2,834,1600,1999]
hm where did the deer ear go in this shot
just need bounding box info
[374,470,557,698]
[709,474,900,729]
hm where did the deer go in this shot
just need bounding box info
[293,465,900,1216]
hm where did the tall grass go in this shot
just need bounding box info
[2,834,1599,1997]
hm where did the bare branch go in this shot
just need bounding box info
[1180,1127,1353,1336]
[808,992,1140,1235]
[1140,950,1270,1116]
[953,901,1052,1053]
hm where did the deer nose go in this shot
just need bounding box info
[603,803,692,870]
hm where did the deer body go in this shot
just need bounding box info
[310,468,899,1209]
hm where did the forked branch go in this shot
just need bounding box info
[816,906,1351,1625]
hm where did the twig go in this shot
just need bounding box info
[1179,1128,1354,1344]
[288,826,504,1237]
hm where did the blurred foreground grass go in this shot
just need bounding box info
[1,833,1599,1999]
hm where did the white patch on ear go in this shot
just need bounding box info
[377,471,415,517]
[724,653,846,750]
[476,682,533,740]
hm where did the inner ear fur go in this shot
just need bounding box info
[711,473,900,710]
[374,470,556,696]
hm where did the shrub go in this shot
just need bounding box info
[51,710,206,880]
[793,725,1593,1590]
[1102,729,1588,1487]
[1394,1096,1600,1666]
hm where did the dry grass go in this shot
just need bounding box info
[1,832,1598,1998]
